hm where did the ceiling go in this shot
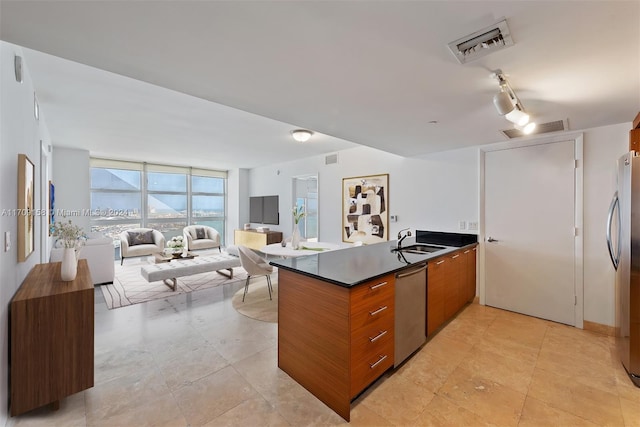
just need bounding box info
[1,1,639,170]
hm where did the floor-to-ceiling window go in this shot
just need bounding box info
[293,175,318,241]
[90,159,227,248]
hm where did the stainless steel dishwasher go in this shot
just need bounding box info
[394,262,427,367]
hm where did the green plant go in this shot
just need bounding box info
[51,220,86,249]
[292,205,305,224]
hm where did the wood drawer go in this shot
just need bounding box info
[350,274,394,313]
[351,298,394,331]
[350,339,394,397]
[351,312,394,361]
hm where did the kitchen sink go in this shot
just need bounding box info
[395,244,446,254]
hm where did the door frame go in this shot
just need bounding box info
[479,132,584,328]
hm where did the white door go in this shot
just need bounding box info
[484,140,576,325]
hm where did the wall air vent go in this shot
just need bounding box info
[448,18,514,64]
[501,119,568,139]
[325,153,338,165]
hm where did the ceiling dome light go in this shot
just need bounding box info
[493,90,514,115]
[505,108,530,126]
[291,129,313,142]
[516,122,537,135]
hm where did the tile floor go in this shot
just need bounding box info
[7,274,640,427]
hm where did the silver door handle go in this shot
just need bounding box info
[487,237,499,242]
[606,192,620,270]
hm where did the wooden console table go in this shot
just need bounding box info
[10,260,94,416]
[234,229,283,251]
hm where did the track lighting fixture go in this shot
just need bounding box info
[291,129,313,142]
[492,70,536,135]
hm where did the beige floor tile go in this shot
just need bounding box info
[421,333,474,366]
[543,323,614,365]
[358,374,436,425]
[412,394,496,427]
[156,343,229,390]
[528,367,624,426]
[437,316,490,346]
[457,346,535,394]
[438,365,526,427]
[88,393,187,427]
[483,316,548,350]
[394,347,461,393]
[614,362,640,405]
[85,366,171,424]
[203,397,290,427]
[620,396,640,427]
[93,347,157,386]
[173,365,259,426]
[518,395,598,427]
[472,330,541,365]
[454,302,500,326]
[336,400,394,426]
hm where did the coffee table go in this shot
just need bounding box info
[153,251,198,264]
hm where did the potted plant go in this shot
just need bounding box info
[51,220,86,281]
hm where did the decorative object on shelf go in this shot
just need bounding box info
[292,204,305,250]
[48,181,55,236]
[51,220,86,281]
[167,235,185,258]
[17,154,35,262]
[342,174,389,244]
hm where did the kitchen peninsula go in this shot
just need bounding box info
[271,232,477,421]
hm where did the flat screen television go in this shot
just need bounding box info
[249,195,279,225]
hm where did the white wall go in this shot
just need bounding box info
[249,123,629,327]
[0,41,52,425]
[52,147,91,232]
[226,168,249,246]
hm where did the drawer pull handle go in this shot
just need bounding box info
[369,330,388,343]
[369,306,388,316]
[369,354,388,369]
[451,254,460,259]
[369,281,388,290]
[436,260,445,265]
[464,250,470,254]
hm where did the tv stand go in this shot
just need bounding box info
[234,229,283,251]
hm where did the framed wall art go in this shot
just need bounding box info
[342,173,389,244]
[18,154,35,262]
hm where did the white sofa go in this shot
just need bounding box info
[183,225,221,252]
[119,228,165,265]
[50,232,115,285]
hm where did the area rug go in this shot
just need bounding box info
[101,258,248,309]
[231,277,278,323]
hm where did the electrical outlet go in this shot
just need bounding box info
[468,221,478,231]
[458,221,467,230]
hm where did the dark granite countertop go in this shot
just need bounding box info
[269,235,477,288]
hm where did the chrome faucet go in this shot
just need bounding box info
[397,228,412,249]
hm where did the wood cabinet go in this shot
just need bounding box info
[10,260,94,416]
[630,129,640,152]
[234,229,283,251]
[426,245,477,337]
[278,269,394,421]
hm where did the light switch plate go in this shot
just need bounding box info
[5,231,11,252]
[458,221,467,230]
[468,221,478,231]
[390,215,398,222]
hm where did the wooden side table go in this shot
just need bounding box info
[10,260,94,416]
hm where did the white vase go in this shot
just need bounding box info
[292,223,301,250]
[61,247,78,281]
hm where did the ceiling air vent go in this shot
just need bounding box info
[448,18,514,64]
[500,119,568,139]
[325,153,338,165]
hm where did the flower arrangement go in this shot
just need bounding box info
[51,220,86,249]
[167,236,185,251]
[292,204,305,224]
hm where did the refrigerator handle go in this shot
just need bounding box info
[606,192,620,270]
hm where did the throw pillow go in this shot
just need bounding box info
[195,227,206,240]
[128,230,154,246]
[188,228,198,239]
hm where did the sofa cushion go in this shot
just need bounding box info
[188,227,198,239]
[195,227,206,240]
[128,230,154,246]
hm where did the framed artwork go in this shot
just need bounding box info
[342,173,389,244]
[49,181,55,235]
[18,154,35,262]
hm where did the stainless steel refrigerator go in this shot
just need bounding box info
[607,151,640,387]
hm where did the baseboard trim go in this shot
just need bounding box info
[583,320,615,336]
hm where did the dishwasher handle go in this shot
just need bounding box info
[395,264,427,279]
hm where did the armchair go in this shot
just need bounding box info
[119,228,165,265]
[183,225,221,252]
